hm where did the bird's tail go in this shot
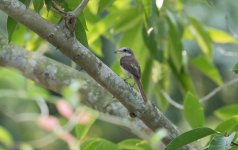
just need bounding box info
[133,77,147,103]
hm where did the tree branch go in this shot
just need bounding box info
[0,0,193,148]
[73,0,89,16]
[0,33,152,142]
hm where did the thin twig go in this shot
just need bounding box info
[36,97,49,116]
[200,77,238,103]
[216,45,238,57]
[73,0,89,16]
[161,91,184,109]
[162,78,238,109]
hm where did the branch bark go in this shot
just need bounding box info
[0,0,193,149]
[0,33,152,140]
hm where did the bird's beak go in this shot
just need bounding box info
[114,50,118,53]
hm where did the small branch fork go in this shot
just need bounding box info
[52,0,89,36]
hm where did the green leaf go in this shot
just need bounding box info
[207,27,236,44]
[88,7,142,45]
[6,0,36,42]
[183,92,204,128]
[142,25,163,62]
[232,63,238,74]
[44,0,53,11]
[75,17,89,48]
[189,18,212,58]
[215,105,238,120]
[141,58,153,92]
[27,85,49,100]
[20,0,31,7]
[215,116,238,133]
[190,56,222,85]
[208,133,236,150]
[118,139,151,150]
[97,0,115,14]
[33,0,44,13]
[113,9,143,34]
[7,17,17,42]
[166,13,183,71]
[75,110,98,139]
[81,138,119,150]
[142,0,152,18]
[167,58,195,93]
[78,12,88,31]
[0,126,13,147]
[184,27,236,44]
[119,22,145,58]
[165,128,217,150]
[0,68,26,89]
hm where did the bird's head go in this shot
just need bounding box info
[115,47,134,57]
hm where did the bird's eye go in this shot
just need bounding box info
[123,49,127,52]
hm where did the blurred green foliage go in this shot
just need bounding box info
[1,0,238,149]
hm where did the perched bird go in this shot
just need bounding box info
[115,47,147,103]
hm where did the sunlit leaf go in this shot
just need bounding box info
[184,27,237,44]
[27,85,50,100]
[215,105,238,120]
[142,0,152,18]
[118,139,151,150]
[0,68,26,89]
[189,18,212,58]
[190,56,222,85]
[165,128,217,150]
[98,0,115,14]
[119,22,145,59]
[0,126,13,148]
[208,132,236,150]
[215,116,238,134]
[26,36,43,51]
[183,92,204,128]
[207,27,236,44]
[81,138,119,150]
[88,7,142,45]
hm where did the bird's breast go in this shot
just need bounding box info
[120,66,133,78]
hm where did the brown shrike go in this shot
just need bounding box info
[115,47,147,103]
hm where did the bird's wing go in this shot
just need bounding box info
[120,56,141,79]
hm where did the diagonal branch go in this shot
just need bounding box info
[0,0,193,148]
[73,0,89,16]
[0,33,151,141]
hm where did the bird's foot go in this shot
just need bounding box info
[123,77,131,83]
